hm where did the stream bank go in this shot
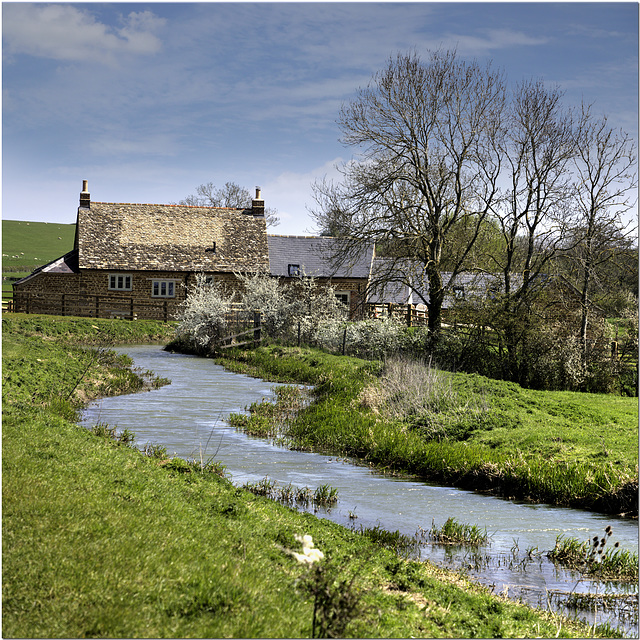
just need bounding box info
[82,345,639,636]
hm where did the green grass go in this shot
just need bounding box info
[217,345,638,515]
[2,219,76,300]
[2,316,605,638]
[2,219,76,269]
[2,312,177,345]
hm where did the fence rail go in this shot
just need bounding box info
[11,292,177,321]
[216,308,262,350]
[365,302,428,327]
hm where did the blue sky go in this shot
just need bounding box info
[3,2,638,235]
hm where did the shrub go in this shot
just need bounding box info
[236,271,294,338]
[357,354,487,440]
[176,271,347,350]
[174,275,233,352]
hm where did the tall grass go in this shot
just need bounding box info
[242,477,338,508]
[425,517,488,547]
[358,354,488,440]
[219,345,638,515]
[548,527,638,581]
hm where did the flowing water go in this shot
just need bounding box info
[81,345,639,635]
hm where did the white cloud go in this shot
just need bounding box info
[440,28,548,57]
[3,4,165,64]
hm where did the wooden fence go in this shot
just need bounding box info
[11,292,177,321]
[216,307,262,350]
[365,302,428,327]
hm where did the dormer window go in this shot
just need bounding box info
[288,264,301,277]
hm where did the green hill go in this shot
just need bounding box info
[2,219,76,300]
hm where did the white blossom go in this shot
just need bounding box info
[292,533,324,565]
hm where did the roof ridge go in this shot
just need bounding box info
[90,201,245,210]
[268,234,328,239]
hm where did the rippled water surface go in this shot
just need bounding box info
[81,345,639,634]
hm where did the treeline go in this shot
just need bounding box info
[308,49,637,392]
[171,272,637,395]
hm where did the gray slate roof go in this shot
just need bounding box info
[13,250,79,286]
[268,235,374,279]
[368,258,501,308]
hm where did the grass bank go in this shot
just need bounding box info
[3,315,604,638]
[216,345,638,516]
[2,220,76,301]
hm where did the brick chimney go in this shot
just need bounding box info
[79,180,90,208]
[251,186,265,217]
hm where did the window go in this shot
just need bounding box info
[335,291,350,307]
[108,273,132,291]
[453,286,465,300]
[288,264,301,277]
[152,279,176,298]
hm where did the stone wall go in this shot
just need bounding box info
[13,269,246,320]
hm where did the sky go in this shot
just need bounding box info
[3,1,638,236]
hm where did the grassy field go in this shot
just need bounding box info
[2,219,76,300]
[216,345,638,516]
[2,314,606,638]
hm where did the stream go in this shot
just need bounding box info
[80,345,639,635]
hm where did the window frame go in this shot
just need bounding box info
[108,273,132,291]
[453,285,465,300]
[288,264,301,277]
[151,279,177,298]
[335,291,350,307]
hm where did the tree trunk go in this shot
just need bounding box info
[426,268,444,348]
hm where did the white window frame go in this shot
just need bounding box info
[108,273,132,291]
[151,279,177,298]
[288,264,301,277]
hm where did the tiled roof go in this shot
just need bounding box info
[77,202,269,272]
[267,235,374,278]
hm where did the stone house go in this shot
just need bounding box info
[13,181,269,320]
[267,235,375,318]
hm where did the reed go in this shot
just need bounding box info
[357,525,419,556]
[241,477,339,509]
[547,527,638,581]
[425,517,489,547]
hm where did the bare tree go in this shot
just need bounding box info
[487,79,579,382]
[312,50,505,345]
[569,106,637,351]
[179,181,280,227]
